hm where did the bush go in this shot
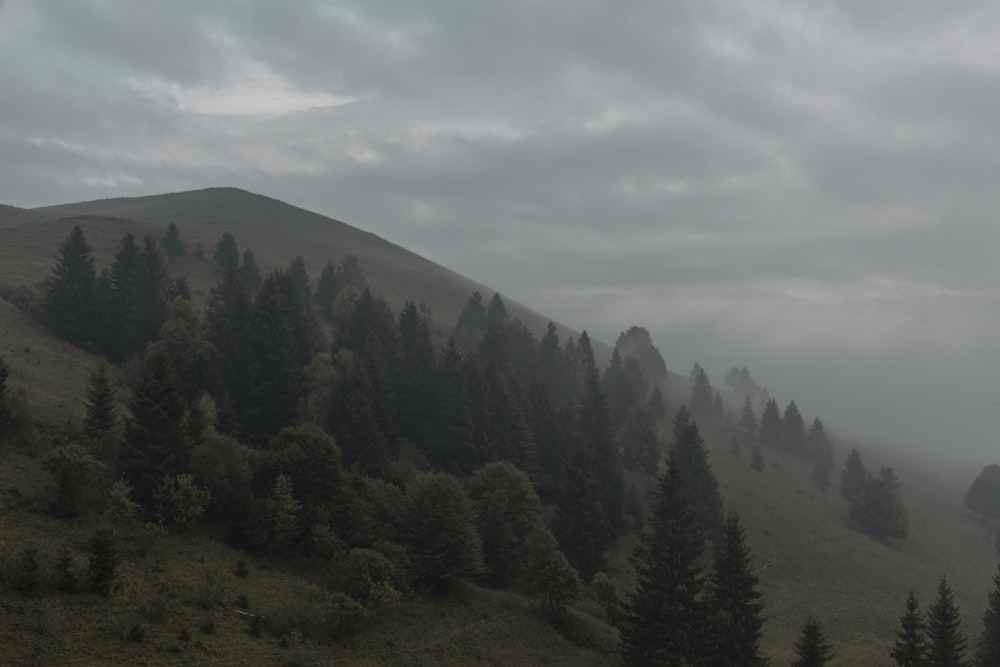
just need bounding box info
[53,547,79,592]
[155,474,213,530]
[11,546,41,595]
[87,529,119,596]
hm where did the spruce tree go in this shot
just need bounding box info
[162,222,185,259]
[926,576,968,667]
[671,407,724,542]
[603,347,634,426]
[690,362,714,416]
[486,292,508,328]
[781,400,806,454]
[620,449,707,666]
[807,417,835,469]
[43,225,97,345]
[976,565,1000,667]
[839,448,869,504]
[849,466,909,539]
[758,398,782,449]
[288,255,311,303]
[739,394,758,438]
[649,383,666,421]
[87,529,119,596]
[214,232,239,269]
[891,590,926,667]
[579,375,625,540]
[241,248,262,293]
[315,260,337,317]
[750,445,765,472]
[708,513,766,667]
[792,617,834,666]
[0,355,10,433]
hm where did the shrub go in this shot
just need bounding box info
[11,546,42,594]
[87,529,119,596]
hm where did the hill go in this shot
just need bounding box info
[0,188,996,666]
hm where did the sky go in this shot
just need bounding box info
[2,1,1000,463]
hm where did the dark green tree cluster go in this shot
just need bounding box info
[839,449,909,539]
[724,366,761,401]
[689,362,714,416]
[964,464,1000,521]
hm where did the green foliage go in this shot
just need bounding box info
[671,407,724,542]
[162,222,185,259]
[621,404,662,475]
[83,364,118,448]
[289,256,311,303]
[87,529,120,596]
[43,225,97,345]
[214,232,239,269]
[759,398,782,450]
[341,548,402,612]
[840,448,869,504]
[154,474,213,530]
[964,464,1000,520]
[724,367,761,401]
[42,444,103,518]
[264,473,302,551]
[399,471,486,588]
[849,467,909,539]
[781,400,806,454]
[807,417,835,469]
[615,326,667,386]
[689,362,714,416]
[315,260,337,316]
[105,479,141,528]
[739,394,758,438]
[891,590,926,667]
[241,248,261,293]
[708,513,766,667]
[976,565,1000,667]
[792,616,835,666]
[926,576,968,666]
[621,449,707,666]
[486,292,508,328]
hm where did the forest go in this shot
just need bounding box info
[1,220,999,666]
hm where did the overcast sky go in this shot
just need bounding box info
[2,1,1000,463]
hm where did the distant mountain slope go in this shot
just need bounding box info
[0,203,44,228]
[14,187,576,341]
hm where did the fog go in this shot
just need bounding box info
[2,1,1000,463]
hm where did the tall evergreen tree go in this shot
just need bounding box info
[781,400,806,454]
[288,255,311,304]
[671,407,724,542]
[649,383,666,421]
[578,330,599,388]
[976,565,1000,667]
[214,232,239,269]
[740,394,758,438]
[849,466,909,539]
[926,576,968,667]
[315,260,337,317]
[205,264,255,433]
[43,225,97,345]
[396,300,437,452]
[241,248,262,293]
[0,356,11,433]
[162,222,185,259]
[603,348,635,426]
[891,590,927,667]
[839,448,869,504]
[620,449,707,666]
[485,292,508,328]
[708,513,766,667]
[121,346,188,507]
[690,362,714,416]
[758,398,782,450]
[83,365,117,443]
[792,617,835,666]
[807,417,835,469]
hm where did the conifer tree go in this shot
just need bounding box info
[578,330,599,388]
[758,398,782,449]
[214,232,239,269]
[690,362,714,416]
[740,394,758,438]
[205,264,255,430]
[87,529,119,597]
[713,390,724,419]
[807,417,835,469]
[620,449,707,666]
[315,260,337,317]
[486,292,508,328]
[792,617,835,666]
[671,407,724,542]
[750,445,765,472]
[849,466,909,539]
[288,255,311,304]
[241,248,262,293]
[976,565,1000,667]
[781,400,806,454]
[162,222,185,259]
[926,576,968,667]
[579,375,625,539]
[0,355,11,433]
[840,448,869,504]
[891,590,926,667]
[708,513,766,667]
[43,225,97,345]
[603,347,635,426]
[649,383,666,421]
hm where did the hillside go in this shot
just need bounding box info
[0,188,997,666]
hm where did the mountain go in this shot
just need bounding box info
[13,187,569,341]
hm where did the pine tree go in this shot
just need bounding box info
[891,590,926,667]
[690,362,714,416]
[603,348,634,426]
[43,225,97,345]
[840,448,869,503]
[315,260,337,317]
[739,394,757,437]
[241,248,262,293]
[288,255,311,304]
[649,383,666,421]
[758,399,782,449]
[708,513,766,667]
[807,417,835,469]
[162,222,185,259]
[620,449,707,666]
[579,375,625,540]
[578,330,599,388]
[671,407,724,542]
[213,232,239,269]
[792,617,835,666]
[781,400,806,454]
[976,565,1000,667]
[486,292,508,328]
[87,529,119,597]
[849,466,909,539]
[750,445,765,472]
[926,576,968,667]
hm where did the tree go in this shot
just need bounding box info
[792,617,835,666]
[615,326,667,386]
[621,404,662,475]
[750,446,765,472]
[739,394,757,438]
[87,529,120,596]
[620,449,707,666]
[399,472,486,588]
[671,407,724,542]
[162,222,185,259]
[810,461,831,491]
[523,526,579,623]
[315,260,337,317]
[0,356,11,433]
[288,255,311,304]
[807,417,835,469]
[976,565,1000,667]
[649,383,666,421]
[964,465,1000,520]
[43,444,102,518]
[43,225,97,345]
[781,400,806,454]
[241,248,262,293]
[708,513,766,667]
[486,292,508,328]
[690,362,714,416]
[926,576,968,667]
[213,232,239,269]
[849,466,909,539]
[839,448,868,504]
[891,590,926,667]
[724,366,760,401]
[592,572,621,625]
[758,398,782,450]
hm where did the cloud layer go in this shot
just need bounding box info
[3,0,1000,460]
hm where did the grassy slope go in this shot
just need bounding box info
[0,189,996,664]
